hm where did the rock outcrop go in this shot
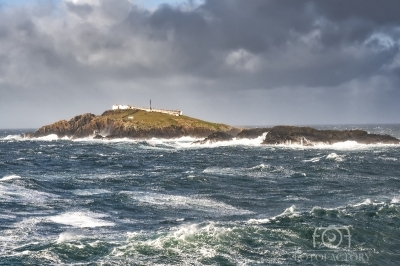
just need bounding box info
[193,125,399,146]
[192,132,234,144]
[236,128,270,139]
[261,126,399,145]
[34,113,97,138]
[25,109,400,145]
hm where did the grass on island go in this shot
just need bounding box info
[100,109,230,130]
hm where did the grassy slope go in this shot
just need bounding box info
[100,109,233,131]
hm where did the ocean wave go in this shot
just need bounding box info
[303,153,345,163]
[249,197,400,226]
[247,205,299,224]
[302,156,323,163]
[202,164,299,179]
[123,191,253,216]
[326,152,345,161]
[71,189,111,196]
[391,196,400,204]
[3,133,399,150]
[2,134,23,140]
[0,174,21,181]
[48,211,115,228]
[0,183,58,203]
[283,195,310,201]
[56,230,86,243]
[249,163,268,170]
[264,140,400,150]
[375,156,398,161]
[0,134,69,142]
[191,135,267,148]
[113,221,275,264]
[351,198,385,207]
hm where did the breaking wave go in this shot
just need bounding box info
[123,191,253,216]
[0,175,21,181]
[48,211,115,228]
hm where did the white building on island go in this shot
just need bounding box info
[112,104,182,116]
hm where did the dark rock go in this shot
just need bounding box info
[262,126,400,145]
[236,128,270,139]
[34,113,96,138]
[93,134,104,139]
[193,132,234,144]
[104,134,120,140]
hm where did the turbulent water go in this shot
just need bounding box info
[1,125,400,265]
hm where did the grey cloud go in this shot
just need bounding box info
[1,0,400,128]
[314,0,400,24]
[65,2,93,18]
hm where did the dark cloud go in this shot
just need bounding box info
[314,0,400,24]
[0,0,400,128]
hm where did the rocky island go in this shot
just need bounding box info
[24,106,400,146]
[25,107,240,139]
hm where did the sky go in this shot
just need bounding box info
[1,0,400,128]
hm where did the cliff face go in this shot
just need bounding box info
[34,113,97,138]
[32,110,239,139]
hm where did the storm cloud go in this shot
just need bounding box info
[1,0,399,128]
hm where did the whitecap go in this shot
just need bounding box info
[71,189,110,196]
[326,153,338,159]
[352,199,385,207]
[376,156,398,161]
[35,134,60,141]
[390,197,400,204]
[49,211,115,228]
[57,230,84,243]
[0,175,21,181]
[283,195,310,201]
[202,166,237,176]
[0,184,57,203]
[247,217,271,224]
[191,134,266,148]
[303,156,322,163]
[3,135,22,140]
[326,153,345,162]
[250,163,268,170]
[247,205,298,224]
[124,191,252,215]
[117,222,237,261]
[265,140,399,150]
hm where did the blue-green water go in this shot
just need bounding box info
[1,125,400,265]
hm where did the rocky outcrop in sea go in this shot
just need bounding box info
[194,126,399,146]
[24,110,240,139]
[23,110,400,146]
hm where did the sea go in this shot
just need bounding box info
[1,124,400,265]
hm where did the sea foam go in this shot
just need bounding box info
[124,191,252,216]
[0,175,21,181]
[49,211,115,228]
